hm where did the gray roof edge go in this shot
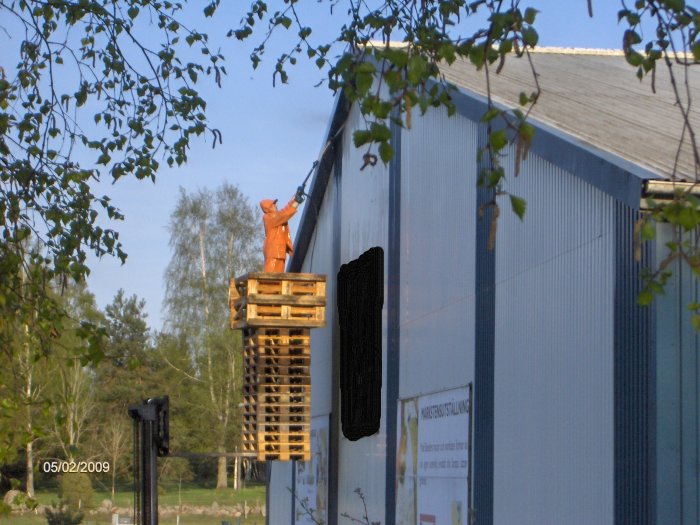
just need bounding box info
[447,83,661,208]
[288,92,349,272]
[290,78,662,269]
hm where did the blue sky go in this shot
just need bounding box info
[2,2,633,330]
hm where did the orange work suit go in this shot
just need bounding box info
[260,198,298,272]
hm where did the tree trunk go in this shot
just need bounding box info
[216,446,227,489]
[111,468,116,501]
[24,328,35,498]
[25,439,34,498]
[233,452,239,491]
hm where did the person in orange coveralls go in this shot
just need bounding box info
[260,187,305,272]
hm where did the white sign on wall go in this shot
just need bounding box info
[396,386,472,525]
[294,415,330,525]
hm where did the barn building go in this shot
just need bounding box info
[265,48,700,525]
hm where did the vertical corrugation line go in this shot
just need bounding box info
[385,115,401,525]
[614,202,656,525]
[328,148,342,525]
[493,150,616,524]
[399,107,477,398]
[474,126,495,525]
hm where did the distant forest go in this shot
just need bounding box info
[1,183,264,498]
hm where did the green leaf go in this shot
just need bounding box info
[379,141,394,164]
[522,27,538,47]
[407,55,427,84]
[693,42,700,62]
[519,121,535,142]
[664,0,685,11]
[692,314,700,331]
[356,62,377,74]
[384,48,408,68]
[641,221,655,241]
[523,7,538,24]
[204,2,217,17]
[626,51,644,67]
[481,107,501,123]
[356,73,373,95]
[370,123,391,142]
[489,129,508,152]
[510,194,527,220]
[469,44,485,68]
[638,289,654,306]
[353,129,372,147]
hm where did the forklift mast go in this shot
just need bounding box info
[129,396,169,525]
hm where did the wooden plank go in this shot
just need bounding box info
[235,318,326,329]
[240,272,327,282]
[256,425,310,433]
[258,451,310,462]
[252,356,310,366]
[254,414,309,423]
[236,294,326,307]
[248,347,311,358]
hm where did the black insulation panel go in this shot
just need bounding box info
[337,246,384,441]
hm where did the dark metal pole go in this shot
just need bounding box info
[129,396,169,525]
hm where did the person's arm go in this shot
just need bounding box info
[265,197,298,228]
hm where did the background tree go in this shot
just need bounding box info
[91,289,153,495]
[0,0,225,463]
[47,282,103,463]
[94,417,130,500]
[164,182,261,489]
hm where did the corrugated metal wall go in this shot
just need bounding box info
[268,461,295,524]
[614,202,656,525]
[267,168,339,525]
[493,153,616,525]
[655,224,700,525]
[334,102,390,524]
[300,171,337,418]
[399,107,478,398]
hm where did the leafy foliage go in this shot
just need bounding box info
[232,0,543,218]
[0,0,226,463]
[0,0,225,365]
[45,501,84,525]
[163,182,262,488]
[234,0,700,313]
[58,472,93,511]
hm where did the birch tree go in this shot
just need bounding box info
[164,182,261,489]
[48,283,103,463]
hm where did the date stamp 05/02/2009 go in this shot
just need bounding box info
[42,461,111,474]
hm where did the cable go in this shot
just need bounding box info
[298,119,348,196]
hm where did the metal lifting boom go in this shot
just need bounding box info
[128,396,169,525]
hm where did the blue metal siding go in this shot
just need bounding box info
[398,108,478,399]
[655,223,700,525]
[614,203,656,525]
[335,101,390,525]
[385,115,401,525]
[447,85,651,208]
[493,152,616,525]
[267,461,295,525]
[474,129,495,525]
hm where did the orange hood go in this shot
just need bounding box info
[259,199,278,213]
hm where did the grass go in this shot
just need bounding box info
[1,485,266,525]
[25,484,265,508]
[1,515,265,525]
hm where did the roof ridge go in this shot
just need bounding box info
[530,47,624,56]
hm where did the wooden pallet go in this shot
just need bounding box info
[229,273,326,329]
[238,324,313,462]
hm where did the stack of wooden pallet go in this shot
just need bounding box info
[230,272,326,461]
